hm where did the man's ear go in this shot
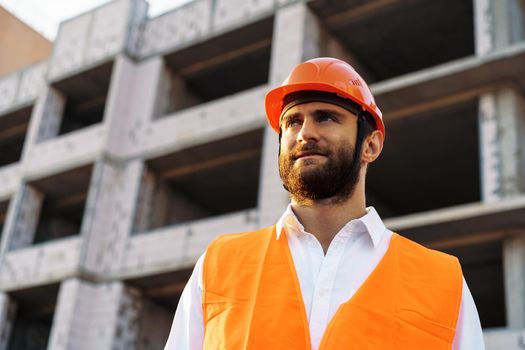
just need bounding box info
[361,130,384,164]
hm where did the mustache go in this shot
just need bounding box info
[291,144,331,160]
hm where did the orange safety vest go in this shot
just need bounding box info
[202,226,462,349]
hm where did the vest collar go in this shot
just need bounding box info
[275,204,387,248]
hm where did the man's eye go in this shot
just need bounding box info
[318,114,335,122]
[287,118,301,127]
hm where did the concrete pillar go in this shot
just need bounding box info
[48,278,171,350]
[0,293,16,350]
[79,158,143,276]
[21,87,65,160]
[131,167,156,234]
[503,233,525,328]
[258,3,323,226]
[474,0,525,55]
[478,88,525,202]
[0,184,43,253]
[47,278,125,350]
[103,55,165,158]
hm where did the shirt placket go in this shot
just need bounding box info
[308,234,347,350]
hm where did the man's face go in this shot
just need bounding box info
[278,101,361,203]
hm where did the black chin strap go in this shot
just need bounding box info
[350,111,367,177]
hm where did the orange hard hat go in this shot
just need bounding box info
[265,57,384,137]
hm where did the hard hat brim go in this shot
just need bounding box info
[265,82,385,136]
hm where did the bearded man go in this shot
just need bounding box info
[164,58,484,350]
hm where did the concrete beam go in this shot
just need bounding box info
[0,237,80,291]
[212,0,273,31]
[372,42,525,120]
[134,85,267,161]
[119,209,257,280]
[484,327,525,349]
[22,125,105,182]
[478,88,525,202]
[0,62,47,117]
[48,0,147,82]
[136,0,212,59]
[385,195,525,243]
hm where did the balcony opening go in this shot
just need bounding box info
[309,0,475,82]
[0,105,32,167]
[133,129,263,233]
[30,164,93,244]
[442,240,506,328]
[124,269,192,348]
[6,283,59,349]
[157,17,273,117]
[51,61,113,136]
[366,99,480,218]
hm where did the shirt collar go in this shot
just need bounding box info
[275,204,387,247]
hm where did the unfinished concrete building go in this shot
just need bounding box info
[0,0,524,348]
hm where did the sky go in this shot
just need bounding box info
[0,0,192,40]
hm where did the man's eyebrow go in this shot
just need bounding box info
[312,108,346,118]
[281,107,348,125]
[281,111,301,124]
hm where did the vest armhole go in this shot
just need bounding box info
[201,233,228,311]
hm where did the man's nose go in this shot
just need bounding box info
[296,118,320,144]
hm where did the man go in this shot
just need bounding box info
[165,57,484,349]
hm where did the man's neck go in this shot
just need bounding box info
[290,193,367,254]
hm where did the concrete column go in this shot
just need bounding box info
[0,293,16,350]
[258,3,323,226]
[79,158,143,276]
[474,0,525,55]
[21,86,65,160]
[478,88,525,202]
[103,55,165,159]
[131,167,156,234]
[47,278,124,350]
[0,184,43,253]
[48,278,171,350]
[503,233,525,328]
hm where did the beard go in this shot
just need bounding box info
[278,140,361,204]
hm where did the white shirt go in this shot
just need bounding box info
[165,206,485,350]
